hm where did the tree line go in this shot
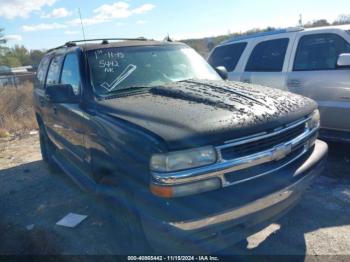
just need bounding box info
[0,28,45,68]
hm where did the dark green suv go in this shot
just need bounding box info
[33,38,328,253]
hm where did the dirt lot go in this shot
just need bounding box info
[0,134,349,255]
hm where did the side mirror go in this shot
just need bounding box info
[46,84,79,103]
[337,53,350,68]
[215,66,228,80]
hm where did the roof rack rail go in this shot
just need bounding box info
[46,37,148,53]
[67,37,147,44]
[46,43,75,53]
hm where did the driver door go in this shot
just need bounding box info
[53,52,88,169]
[286,31,350,133]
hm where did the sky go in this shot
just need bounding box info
[0,0,349,50]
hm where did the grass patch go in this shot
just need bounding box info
[0,128,10,138]
[0,82,37,135]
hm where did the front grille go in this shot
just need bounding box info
[224,146,306,185]
[220,122,306,160]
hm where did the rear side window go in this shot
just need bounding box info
[245,38,289,72]
[35,56,50,89]
[60,53,81,96]
[208,43,247,72]
[46,55,64,86]
[293,33,350,71]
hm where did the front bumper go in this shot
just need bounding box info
[139,140,328,253]
[319,128,350,143]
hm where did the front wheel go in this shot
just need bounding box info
[39,124,60,172]
[101,185,153,254]
[115,205,152,254]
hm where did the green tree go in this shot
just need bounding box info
[0,44,45,67]
[30,49,45,67]
[304,19,330,28]
[0,28,45,67]
[0,49,21,67]
[11,45,31,65]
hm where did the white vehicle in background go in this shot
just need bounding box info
[208,25,350,142]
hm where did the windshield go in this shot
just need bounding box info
[87,45,220,96]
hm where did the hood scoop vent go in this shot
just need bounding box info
[150,86,239,112]
[150,79,273,113]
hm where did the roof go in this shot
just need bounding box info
[303,24,350,32]
[81,40,185,51]
[222,27,304,44]
[221,25,350,45]
[47,39,186,54]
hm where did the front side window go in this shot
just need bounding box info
[208,42,247,72]
[293,33,350,71]
[87,45,220,96]
[46,55,64,86]
[245,38,289,72]
[60,53,81,95]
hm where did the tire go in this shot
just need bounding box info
[114,204,152,254]
[101,187,153,254]
[39,124,60,172]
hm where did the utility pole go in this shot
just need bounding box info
[299,14,303,27]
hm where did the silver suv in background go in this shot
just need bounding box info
[208,25,350,142]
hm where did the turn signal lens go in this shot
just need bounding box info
[150,184,174,198]
[150,178,221,198]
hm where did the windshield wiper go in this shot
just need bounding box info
[101,85,153,98]
[177,78,195,83]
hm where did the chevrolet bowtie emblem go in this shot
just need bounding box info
[272,144,292,161]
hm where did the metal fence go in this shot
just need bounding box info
[0,72,35,88]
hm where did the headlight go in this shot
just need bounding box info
[306,109,320,130]
[150,146,217,172]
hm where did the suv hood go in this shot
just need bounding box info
[95,80,317,150]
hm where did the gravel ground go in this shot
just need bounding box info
[0,135,349,255]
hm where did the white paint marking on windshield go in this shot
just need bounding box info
[100,64,137,92]
[99,60,119,73]
[94,50,103,60]
[95,50,126,74]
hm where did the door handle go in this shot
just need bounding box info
[45,94,51,101]
[39,94,51,106]
[39,97,45,106]
[287,79,302,87]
